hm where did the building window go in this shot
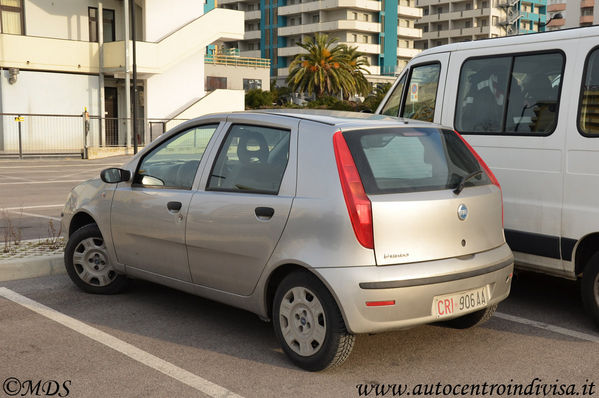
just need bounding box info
[243,79,262,90]
[423,8,429,15]
[89,7,116,42]
[465,20,471,28]
[206,77,227,91]
[437,6,443,13]
[423,25,429,32]
[492,16,498,25]
[0,0,24,35]
[363,35,369,43]
[363,13,369,21]
[353,12,358,20]
[352,33,358,42]
[312,14,319,23]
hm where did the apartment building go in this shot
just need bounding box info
[414,0,547,50]
[546,0,599,30]
[0,0,245,156]
[215,0,423,84]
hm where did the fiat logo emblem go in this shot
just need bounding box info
[457,204,468,221]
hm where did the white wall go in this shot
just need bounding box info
[143,0,205,41]
[145,52,205,119]
[0,69,99,151]
[25,0,124,41]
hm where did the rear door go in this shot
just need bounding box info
[342,127,504,265]
[186,114,297,295]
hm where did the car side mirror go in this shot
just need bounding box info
[100,168,131,183]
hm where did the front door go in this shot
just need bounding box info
[186,117,297,295]
[110,123,221,281]
[105,87,118,146]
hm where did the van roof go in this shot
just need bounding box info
[417,25,599,58]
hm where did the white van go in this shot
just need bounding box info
[375,26,599,325]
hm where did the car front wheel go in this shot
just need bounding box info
[64,224,129,294]
[272,271,355,371]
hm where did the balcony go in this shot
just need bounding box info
[397,47,421,58]
[0,8,242,76]
[398,26,422,39]
[416,0,451,7]
[278,0,380,15]
[398,5,423,18]
[205,53,270,68]
[581,0,594,8]
[103,9,243,74]
[0,33,99,73]
[245,10,261,20]
[547,3,566,12]
[580,15,595,23]
[244,30,261,40]
[278,20,381,36]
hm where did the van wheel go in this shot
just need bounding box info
[272,271,355,371]
[64,224,129,294]
[442,304,497,329]
[581,252,599,327]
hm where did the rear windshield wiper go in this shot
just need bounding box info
[453,170,483,195]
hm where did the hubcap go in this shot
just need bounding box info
[279,286,326,357]
[72,237,116,287]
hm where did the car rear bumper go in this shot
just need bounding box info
[315,243,514,334]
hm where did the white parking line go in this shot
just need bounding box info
[0,287,244,398]
[5,210,61,221]
[0,179,86,185]
[494,312,599,343]
[1,205,64,211]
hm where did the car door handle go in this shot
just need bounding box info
[167,201,182,212]
[255,207,274,219]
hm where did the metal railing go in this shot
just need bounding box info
[0,113,191,158]
[204,54,271,68]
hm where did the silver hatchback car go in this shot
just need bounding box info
[62,110,513,371]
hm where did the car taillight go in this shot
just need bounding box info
[453,130,503,227]
[333,131,374,249]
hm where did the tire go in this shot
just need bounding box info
[442,304,497,329]
[272,271,355,371]
[581,252,599,327]
[64,224,129,294]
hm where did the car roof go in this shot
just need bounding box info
[238,109,438,130]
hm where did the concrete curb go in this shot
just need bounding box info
[0,254,65,282]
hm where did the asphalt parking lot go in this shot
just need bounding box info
[0,156,133,241]
[1,157,599,397]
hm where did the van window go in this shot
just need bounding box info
[400,63,441,122]
[579,47,599,136]
[380,74,406,117]
[455,52,564,135]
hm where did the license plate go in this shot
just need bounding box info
[432,286,489,319]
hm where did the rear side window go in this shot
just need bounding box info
[455,52,564,135]
[380,74,406,117]
[343,128,491,194]
[579,47,599,136]
[400,63,441,123]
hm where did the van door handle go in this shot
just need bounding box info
[167,201,182,212]
[255,207,274,219]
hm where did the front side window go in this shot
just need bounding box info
[0,0,24,35]
[579,47,599,136]
[456,51,564,135]
[400,63,441,122]
[207,124,290,195]
[135,124,219,189]
[380,74,406,117]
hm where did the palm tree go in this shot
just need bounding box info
[287,34,355,97]
[339,45,371,98]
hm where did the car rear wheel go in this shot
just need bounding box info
[442,304,497,329]
[64,224,129,294]
[273,271,355,371]
[581,252,599,327]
